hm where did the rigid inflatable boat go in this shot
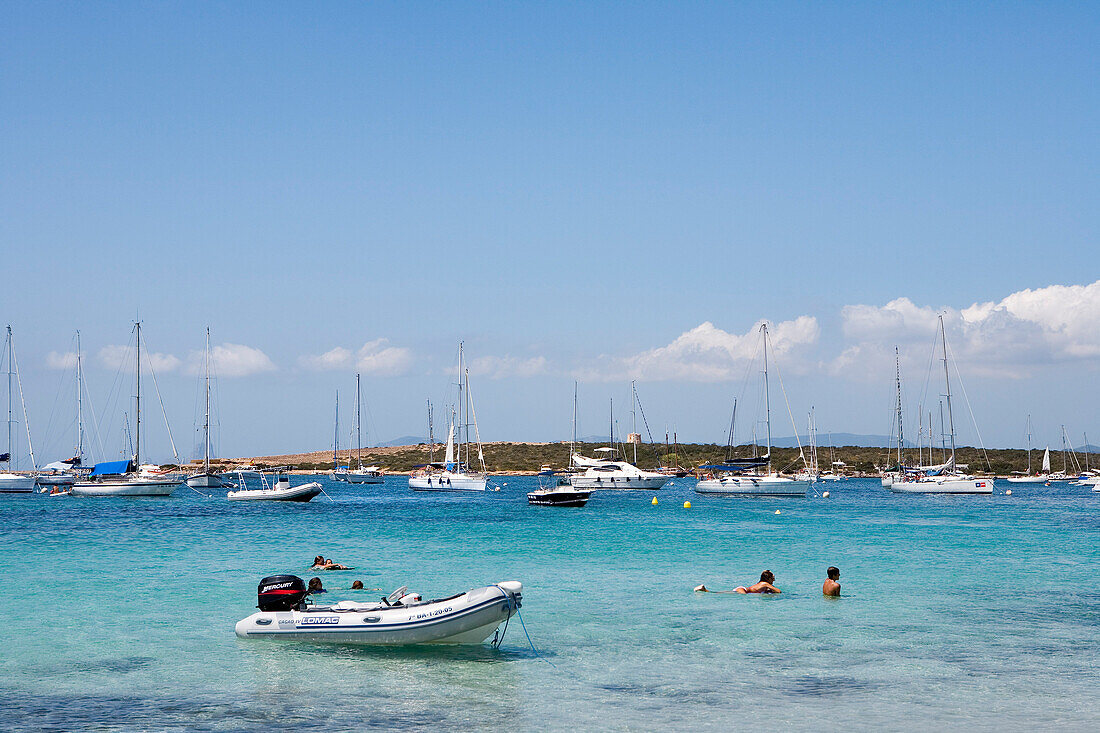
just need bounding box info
[235,575,522,645]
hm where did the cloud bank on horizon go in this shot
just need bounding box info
[41,280,1100,383]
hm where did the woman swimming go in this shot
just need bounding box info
[695,570,781,594]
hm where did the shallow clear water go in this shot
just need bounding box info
[2,477,1097,730]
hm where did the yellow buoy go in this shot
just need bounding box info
[652,496,659,505]
[683,501,691,509]
[1005,489,1012,496]
[775,510,781,515]
[822,491,830,498]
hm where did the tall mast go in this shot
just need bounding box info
[940,315,956,466]
[726,399,737,462]
[333,390,339,468]
[762,323,772,474]
[1061,425,1068,473]
[203,327,211,473]
[427,399,434,464]
[135,321,141,466]
[917,404,923,466]
[570,381,577,462]
[1023,414,1030,472]
[631,381,637,465]
[894,346,904,469]
[76,331,84,462]
[939,400,946,462]
[5,326,11,468]
[356,373,362,470]
[609,397,614,453]
[458,342,464,470]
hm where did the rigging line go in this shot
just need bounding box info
[465,375,486,472]
[40,332,76,459]
[943,332,992,471]
[767,341,805,466]
[631,385,661,465]
[10,334,37,469]
[81,355,108,464]
[140,331,182,466]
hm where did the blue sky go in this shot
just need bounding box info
[2,2,1098,464]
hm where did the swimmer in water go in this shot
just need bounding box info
[307,577,326,594]
[311,555,325,569]
[351,580,364,589]
[694,570,781,594]
[822,566,841,597]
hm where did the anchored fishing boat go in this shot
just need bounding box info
[235,575,523,645]
[528,470,591,507]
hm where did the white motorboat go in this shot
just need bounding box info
[568,388,670,491]
[889,316,993,495]
[528,470,592,507]
[570,458,670,490]
[410,343,489,493]
[2,326,38,494]
[227,470,322,502]
[235,575,522,645]
[694,324,811,498]
[35,462,78,489]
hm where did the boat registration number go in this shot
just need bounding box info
[413,607,453,620]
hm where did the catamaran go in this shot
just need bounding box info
[345,373,383,484]
[409,343,488,491]
[72,323,183,497]
[0,326,37,493]
[695,324,811,497]
[186,328,233,489]
[889,316,992,494]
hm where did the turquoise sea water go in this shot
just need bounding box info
[2,477,1097,730]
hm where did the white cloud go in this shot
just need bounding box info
[301,339,413,376]
[46,351,78,370]
[186,343,275,378]
[834,280,1100,378]
[577,317,820,382]
[467,355,548,379]
[97,344,180,373]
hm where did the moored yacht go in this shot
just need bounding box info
[1,326,38,493]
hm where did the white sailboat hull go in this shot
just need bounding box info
[0,473,36,493]
[236,582,521,645]
[889,477,993,494]
[1005,475,1048,484]
[35,473,76,488]
[186,473,232,489]
[409,472,487,492]
[71,477,181,497]
[345,471,384,484]
[695,475,810,497]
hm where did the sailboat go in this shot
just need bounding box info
[72,323,182,497]
[695,324,811,497]
[889,316,992,494]
[345,373,383,484]
[1047,426,1079,481]
[186,329,233,489]
[528,382,593,506]
[409,343,488,492]
[1007,415,1049,483]
[0,326,37,493]
[569,389,671,491]
[37,331,92,492]
[330,390,347,480]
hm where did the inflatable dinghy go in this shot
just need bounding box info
[235,575,522,645]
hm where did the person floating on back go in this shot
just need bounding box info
[695,570,781,594]
[822,566,841,597]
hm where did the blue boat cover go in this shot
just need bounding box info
[90,460,133,476]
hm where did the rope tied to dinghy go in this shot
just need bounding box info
[491,584,558,670]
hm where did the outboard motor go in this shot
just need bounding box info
[257,575,307,611]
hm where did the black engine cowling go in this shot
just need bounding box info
[257,575,307,611]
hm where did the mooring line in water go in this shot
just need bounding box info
[517,608,558,670]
